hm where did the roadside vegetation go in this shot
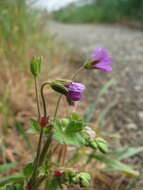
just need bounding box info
[0,0,68,161]
[54,0,143,25]
[0,1,143,190]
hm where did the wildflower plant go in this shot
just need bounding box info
[0,47,113,190]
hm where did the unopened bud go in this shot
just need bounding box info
[50,79,71,95]
[39,116,49,128]
[54,170,63,177]
[25,185,33,190]
[86,139,98,150]
[84,126,96,139]
[61,118,70,126]
[96,137,108,154]
[30,56,42,77]
[73,172,91,188]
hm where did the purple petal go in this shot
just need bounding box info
[102,56,113,64]
[67,91,84,101]
[92,47,109,61]
[67,82,85,92]
[95,63,112,72]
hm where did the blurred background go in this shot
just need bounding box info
[0,0,143,190]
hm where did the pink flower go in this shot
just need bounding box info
[92,47,113,72]
[66,82,85,101]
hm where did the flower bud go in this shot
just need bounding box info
[30,56,43,77]
[39,116,49,128]
[95,137,108,154]
[63,168,77,185]
[50,79,86,104]
[54,170,63,177]
[25,185,33,190]
[61,118,70,126]
[66,168,77,177]
[73,172,91,188]
[83,126,96,139]
[50,79,71,95]
[87,139,98,150]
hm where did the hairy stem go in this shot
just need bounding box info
[53,94,62,119]
[41,82,49,117]
[29,128,43,189]
[38,131,53,166]
[34,77,41,121]
[28,78,44,188]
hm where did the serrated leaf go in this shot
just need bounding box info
[0,163,16,174]
[66,113,85,133]
[46,179,62,190]
[54,119,85,146]
[5,184,24,190]
[70,113,81,120]
[23,162,33,178]
[27,119,40,134]
[30,119,40,131]
[65,120,83,133]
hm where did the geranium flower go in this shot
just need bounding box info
[66,82,85,101]
[92,47,113,72]
[85,47,113,72]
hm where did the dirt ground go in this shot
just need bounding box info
[48,21,143,189]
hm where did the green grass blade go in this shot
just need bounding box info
[90,153,139,177]
[0,175,25,187]
[116,147,143,161]
[16,121,33,153]
[0,163,16,174]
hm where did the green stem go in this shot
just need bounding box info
[41,82,48,117]
[53,94,62,120]
[30,128,43,187]
[71,65,84,80]
[34,77,41,121]
[36,81,53,166]
[38,131,53,166]
[28,78,44,188]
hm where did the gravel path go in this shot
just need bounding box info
[49,21,143,145]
